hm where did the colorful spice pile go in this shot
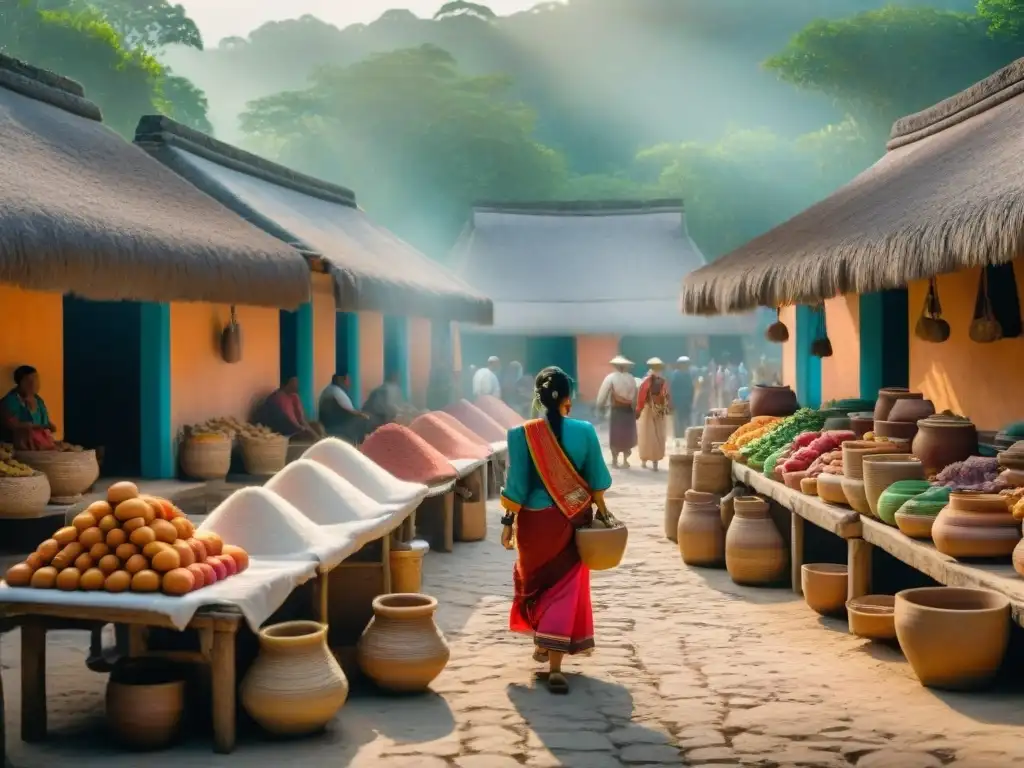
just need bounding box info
[429,411,492,449]
[721,416,781,456]
[740,409,828,470]
[361,424,457,485]
[410,414,491,461]
[931,456,1004,492]
[475,395,524,430]
[445,400,507,442]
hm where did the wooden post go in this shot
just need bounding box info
[381,534,392,595]
[210,620,238,754]
[848,538,872,602]
[21,618,46,743]
[791,513,805,594]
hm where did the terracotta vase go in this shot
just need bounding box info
[801,563,848,616]
[894,587,1010,690]
[725,496,787,585]
[358,594,450,692]
[873,420,919,442]
[749,385,798,418]
[931,494,1020,558]
[664,452,695,541]
[912,416,978,477]
[842,440,900,480]
[873,388,923,421]
[861,454,925,518]
[678,490,724,567]
[691,451,731,495]
[888,398,935,423]
[105,660,185,750]
[241,621,349,735]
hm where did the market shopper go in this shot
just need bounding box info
[1,365,57,450]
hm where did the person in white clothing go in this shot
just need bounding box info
[318,371,367,443]
[472,356,502,398]
[596,355,638,467]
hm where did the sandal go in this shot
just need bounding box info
[547,671,569,694]
[533,647,549,663]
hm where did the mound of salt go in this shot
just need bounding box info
[410,413,491,461]
[199,487,320,560]
[445,399,507,443]
[265,459,397,527]
[475,395,525,429]
[303,437,428,504]
[430,410,492,450]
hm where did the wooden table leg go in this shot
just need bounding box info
[847,538,872,602]
[317,570,329,624]
[381,534,392,595]
[21,618,46,743]
[791,514,805,595]
[210,621,238,754]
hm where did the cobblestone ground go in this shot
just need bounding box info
[4,459,1024,766]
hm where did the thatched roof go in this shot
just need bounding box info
[681,57,1024,315]
[454,200,751,335]
[135,116,493,324]
[0,55,310,308]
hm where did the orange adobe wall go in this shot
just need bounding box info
[908,262,1024,431]
[576,334,620,401]
[409,317,432,407]
[311,273,336,406]
[359,311,385,402]
[169,302,280,435]
[0,285,64,438]
[820,295,860,402]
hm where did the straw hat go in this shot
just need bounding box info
[676,356,690,364]
[609,355,633,366]
[647,357,665,368]
[487,356,500,364]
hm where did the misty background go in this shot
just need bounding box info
[4,0,1024,262]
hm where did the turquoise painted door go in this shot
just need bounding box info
[795,305,822,409]
[859,290,909,400]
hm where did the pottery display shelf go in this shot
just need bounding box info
[732,464,865,597]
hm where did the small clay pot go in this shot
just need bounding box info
[849,413,875,439]
[847,595,896,641]
[895,511,936,539]
[801,563,848,616]
[873,388,923,421]
[749,385,798,418]
[783,470,808,491]
[861,454,925,518]
[800,476,818,496]
[873,420,919,442]
[912,416,978,477]
[701,425,737,453]
[816,473,848,505]
[678,490,725,567]
[664,452,695,541]
[725,496,787,585]
[842,441,900,480]
[841,476,871,516]
[888,398,935,423]
[931,497,1020,559]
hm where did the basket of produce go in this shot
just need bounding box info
[0,465,51,518]
[178,425,233,481]
[16,442,100,503]
[239,425,289,476]
[576,512,628,571]
[739,409,829,470]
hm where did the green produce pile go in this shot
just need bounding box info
[740,408,828,467]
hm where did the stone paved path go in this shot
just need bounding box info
[4,462,1024,766]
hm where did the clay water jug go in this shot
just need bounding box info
[725,496,787,585]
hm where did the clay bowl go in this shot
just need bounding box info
[849,413,875,439]
[873,420,919,442]
[800,476,818,496]
[840,476,872,516]
[783,470,808,491]
[888,398,935,424]
[801,563,849,616]
[842,441,900,480]
[894,587,1010,690]
[816,473,849,506]
[846,595,897,641]
[894,511,937,539]
[948,492,1011,515]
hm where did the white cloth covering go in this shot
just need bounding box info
[302,438,428,505]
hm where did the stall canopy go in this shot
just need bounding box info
[0,55,309,308]
[134,116,493,325]
[681,57,1024,316]
[453,200,751,335]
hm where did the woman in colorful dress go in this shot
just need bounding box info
[500,366,613,694]
[636,358,672,470]
[0,365,57,450]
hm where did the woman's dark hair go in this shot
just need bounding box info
[13,365,36,385]
[535,366,573,442]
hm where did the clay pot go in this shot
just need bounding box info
[872,420,918,442]
[894,587,1010,690]
[664,452,695,541]
[783,470,808,491]
[1013,533,1024,578]
[894,511,936,539]
[678,490,725,567]
[840,477,871,516]
[749,385,798,418]
[888,398,935,423]
[931,494,1020,558]
[849,413,875,439]
[691,451,731,495]
[725,496,787,585]
[842,440,900,480]
[816,473,848,506]
[801,563,848,616]
[701,424,736,453]
[862,454,925,518]
[912,416,978,477]
[800,476,818,496]
[241,621,349,735]
[684,427,704,453]
[358,594,450,692]
[846,595,896,641]
[106,660,185,750]
[873,388,923,421]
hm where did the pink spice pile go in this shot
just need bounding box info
[361,424,457,484]
[475,395,524,430]
[445,399,507,442]
[409,413,491,460]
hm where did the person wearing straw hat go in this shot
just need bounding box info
[635,358,672,470]
[596,354,638,467]
[670,356,694,442]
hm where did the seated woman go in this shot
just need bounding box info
[253,376,325,443]
[1,365,57,450]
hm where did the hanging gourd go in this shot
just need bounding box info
[915,277,950,343]
[969,268,1003,343]
[765,307,789,343]
[810,303,833,358]
[220,306,243,363]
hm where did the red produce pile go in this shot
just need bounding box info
[445,399,507,442]
[782,430,856,475]
[410,413,491,460]
[430,411,492,449]
[475,395,524,430]
[361,424,457,484]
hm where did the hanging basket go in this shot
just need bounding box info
[764,307,789,343]
[220,306,243,364]
[915,277,951,343]
[576,516,628,571]
[969,270,1002,343]
[810,304,833,358]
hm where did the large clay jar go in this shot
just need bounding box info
[749,385,798,417]
[701,425,736,452]
[678,490,724,567]
[888,398,935,423]
[241,621,349,735]
[691,450,731,495]
[105,659,185,750]
[861,454,925,518]
[912,415,978,477]
[895,587,1010,690]
[931,493,1020,558]
[849,412,875,439]
[665,452,695,542]
[873,388,923,421]
[725,496,787,586]
[358,594,450,693]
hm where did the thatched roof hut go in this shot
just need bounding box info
[453,200,750,335]
[681,57,1024,315]
[0,55,310,308]
[134,116,493,325]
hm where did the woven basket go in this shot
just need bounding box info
[684,427,703,453]
[691,451,731,495]
[240,435,289,476]
[576,522,628,570]
[16,449,99,502]
[0,472,51,518]
[179,437,232,481]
